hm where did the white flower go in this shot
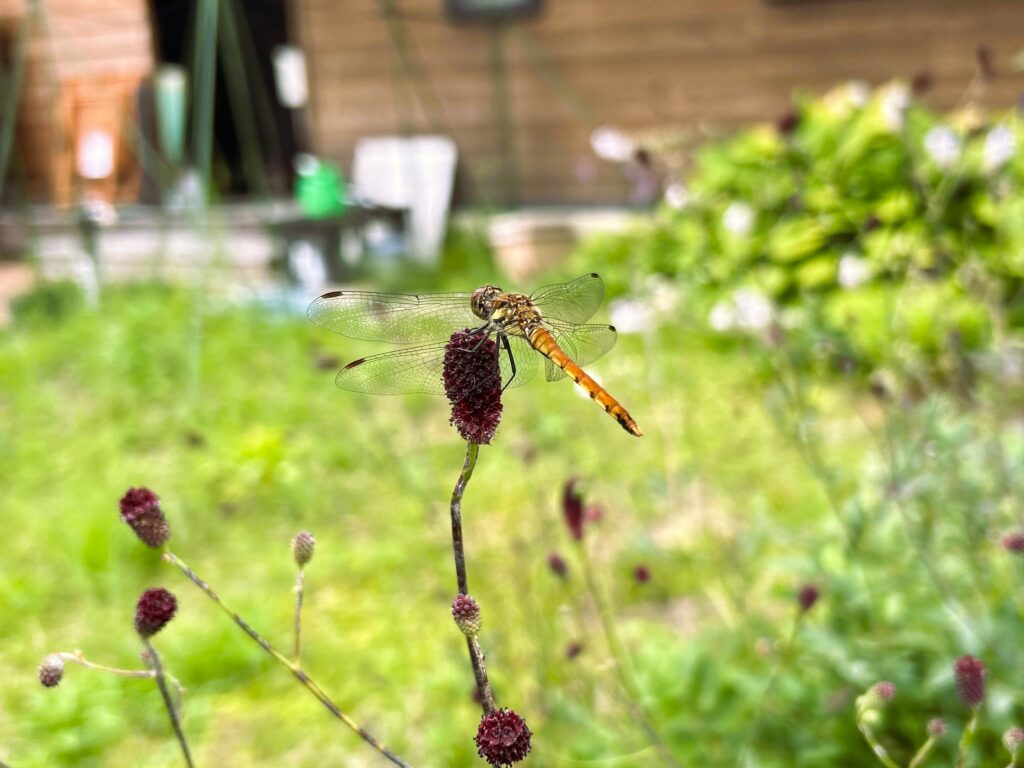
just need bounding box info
[590,125,635,162]
[732,288,773,331]
[879,83,910,131]
[847,81,871,108]
[646,274,681,314]
[983,124,1016,172]
[664,181,689,210]
[709,301,736,332]
[723,202,754,237]
[610,298,653,333]
[838,253,871,289]
[923,126,961,169]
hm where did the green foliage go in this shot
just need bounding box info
[572,81,1024,387]
[3,279,1023,766]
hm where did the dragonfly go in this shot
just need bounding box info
[307,273,642,436]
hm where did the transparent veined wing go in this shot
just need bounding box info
[530,273,605,325]
[308,290,478,343]
[540,322,618,382]
[335,333,539,395]
[498,335,540,389]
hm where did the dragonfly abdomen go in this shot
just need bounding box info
[527,327,642,437]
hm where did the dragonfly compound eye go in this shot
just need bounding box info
[471,285,501,320]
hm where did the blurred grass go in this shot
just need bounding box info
[0,276,837,767]
[3,273,1019,766]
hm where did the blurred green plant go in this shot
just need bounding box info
[572,79,1024,390]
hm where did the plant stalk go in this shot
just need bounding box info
[578,539,682,768]
[956,706,980,768]
[293,568,305,663]
[449,440,496,713]
[163,551,411,768]
[142,638,195,768]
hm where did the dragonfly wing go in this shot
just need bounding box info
[542,322,618,382]
[308,290,478,343]
[335,343,450,395]
[530,273,605,325]
[498,335,539,389]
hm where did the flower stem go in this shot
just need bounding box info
[956,706,981,768]
[577,539,683,768]
[908,736,936,768]
[737,612,801,764]
[857,719,901,768]
[163,551,411,768]
[57,650,185,701]
[449,440,496,714]
[142,638,194,768]
[293,568,305,663]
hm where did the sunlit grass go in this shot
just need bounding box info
[6,280,1015,766]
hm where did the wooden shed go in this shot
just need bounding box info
[3,0,1024,208]
[292,0,1024,205]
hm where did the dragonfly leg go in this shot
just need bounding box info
[500,333,516,393]
[468,324,492,352]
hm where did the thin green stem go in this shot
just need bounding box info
[578,540,683,768]
[857,718,901,768]
[293,568,305,664]
[956,706,981,768]
[57,650,185,701]
[908,735,936,768]
[737,613,801,764]
[163,552,411,768]
[448,441,496,714]
[142,638,195,768]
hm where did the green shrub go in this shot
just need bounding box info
[572,81,1023,387]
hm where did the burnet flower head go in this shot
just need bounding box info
[953,655,986,707]
[134,588,178,638]
[475,708,532,766]
[443,329,503,445]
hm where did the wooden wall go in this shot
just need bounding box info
[1,0,153,202]
[292,0,1024,206]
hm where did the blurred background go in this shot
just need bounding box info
[4,1,1024,766]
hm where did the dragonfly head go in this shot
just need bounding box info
[471,284,503,321]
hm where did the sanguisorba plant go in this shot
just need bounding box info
[441,328,532,766]
[41,486,413,767]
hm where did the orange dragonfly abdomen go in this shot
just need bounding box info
[527,326,643,437]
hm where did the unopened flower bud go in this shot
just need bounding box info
[547,552,568,578]
[38,654,64,688]
[1004,727,1024,756]
[927,718,947,738]
[292,531,315,567]
[797,584,820,613]
[451,594,482,637]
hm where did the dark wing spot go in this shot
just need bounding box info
[608,325,616,332]
[321,290,344,298]
[590,272,599,278]
[344,358,366,369]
